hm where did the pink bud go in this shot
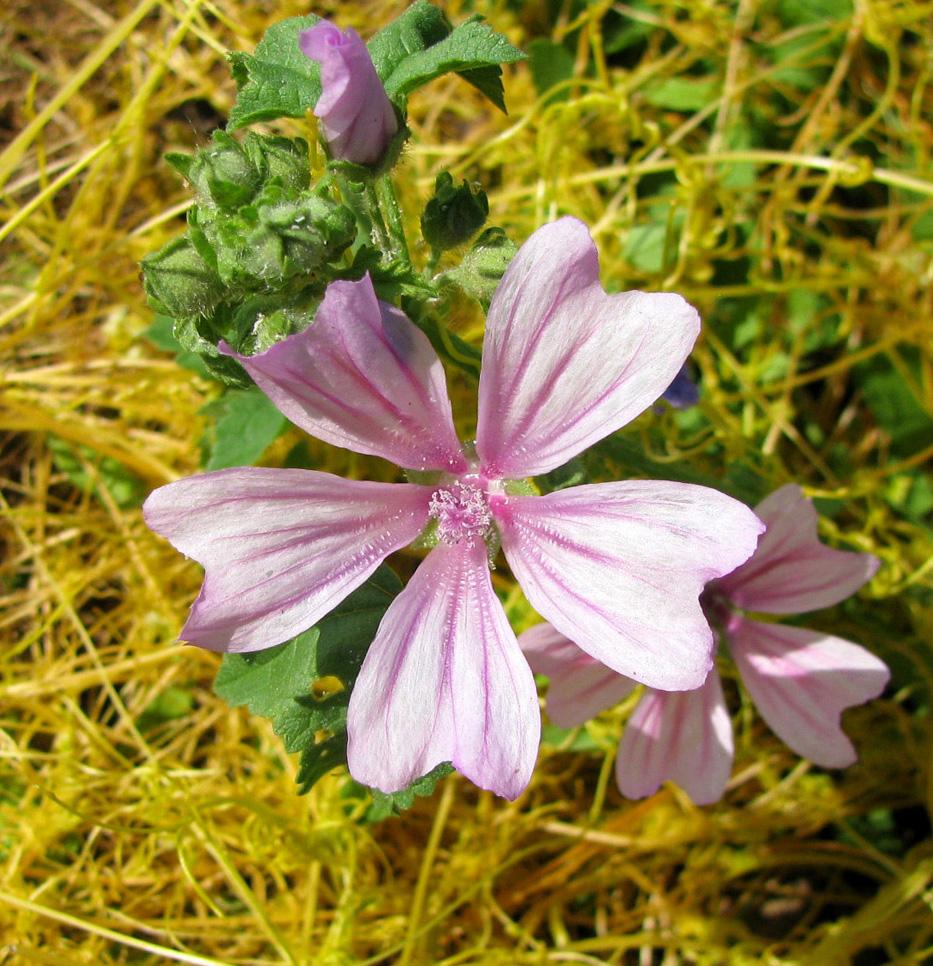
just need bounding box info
[299,21,399,167]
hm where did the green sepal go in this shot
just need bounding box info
[173,315,252,388]
[245,134,311,194]
[165,152,194,179]
[228,291,317,356]
[140,236,224,319]
[213,565,403,795]
[199,187,355,290]
[187,131,263,208]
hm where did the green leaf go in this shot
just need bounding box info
[213,565,403,793]
[641,77,720,111]
[143,314,213,379]
[382,17,525,112]
[366,762,454,821]
[367,0,451,79]
[48,436,145,509]
[201,387,287,471]
[527,39,574,104]
[853,351,933,459]
[228,16,322,130]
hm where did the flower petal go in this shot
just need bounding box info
[143,468,432,652]
[716,484,879,614]
[475,217,700,478]
[726,617,889,768]
[347,540,540,799]
[519,623,637,727]
[615,673,733,805]
[223,275,467,473]
[494,481,764,690]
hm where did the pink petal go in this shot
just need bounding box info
[493,480,765,691]
[475,217,700,479]
[222,276,467,474]
[716,484,879,614]
[615,673,733,805]
[727,617,889,768]
[519,623,637,727]
[143,468,432,652]
[347,540,540,799]
[299,23,398,166]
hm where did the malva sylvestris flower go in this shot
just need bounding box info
[144,217,765,800]
[520,484,889,805]
[299,21,398,167]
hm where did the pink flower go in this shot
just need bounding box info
[521,484,889,805]
[144,217,763,799]
[299,21,398,167]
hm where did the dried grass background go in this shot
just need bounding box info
[2,0,933,963]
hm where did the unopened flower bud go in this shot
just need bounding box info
[299,21,399,167]
[201,189,355,288]
[443,228,517,308]
[188,132,262,208]
[421,172,489,252]
[243,134,311,194]
[256,191,356,278]
[141,237,223,317]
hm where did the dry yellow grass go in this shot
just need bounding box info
[2,0,933,963]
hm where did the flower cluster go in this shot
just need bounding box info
[144,217,765,799]
[143,10,888,808]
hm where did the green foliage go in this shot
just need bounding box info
[227,4,523,130]
[213,565,402,794]
[421,172,489,252]
[853,350,933,459]
[381,16,525,112]
[527,39,574,104]
[47,437,145,509]
[136,687,195,734]
[228,16,323,130]
[366,762,454,821]
[200,388,286,471]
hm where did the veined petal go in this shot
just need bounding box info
[519,623,637,727]
[475,217,700,479]
[223,275,466,473]
[347,540,540,800]
[716,484,879,614]
[494,481,764,691]
[615,673,733,806]
[726,617,889,768]
[143,468,432,652]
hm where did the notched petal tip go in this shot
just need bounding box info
[719,484,879,614]
[727,617,889,768]
[476,218,702,479]
[615,674,733,806]
[347,541,540,800]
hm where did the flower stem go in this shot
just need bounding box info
[376,173,411,264]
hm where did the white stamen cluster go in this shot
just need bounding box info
[428,483,493,547]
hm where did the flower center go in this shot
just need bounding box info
[428,483,493,547]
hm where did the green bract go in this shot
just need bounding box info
[421,172,489,252]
